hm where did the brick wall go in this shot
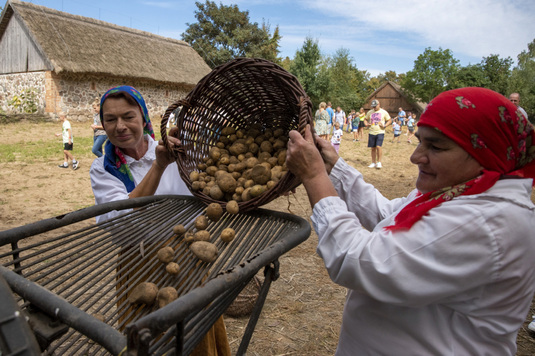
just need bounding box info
[1,71,192,121]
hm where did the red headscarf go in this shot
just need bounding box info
[385,87,535,232]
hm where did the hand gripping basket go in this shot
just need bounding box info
[161,58,313,211]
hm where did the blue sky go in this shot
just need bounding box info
[28,0,535,76]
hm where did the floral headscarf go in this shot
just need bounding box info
[385,87,535,232]
[101,86,155,193]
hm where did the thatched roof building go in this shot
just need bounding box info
[0,0,211,118]
[364,81,427,118]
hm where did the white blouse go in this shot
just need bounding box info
[312,158,535,356]
[90,135,191,223]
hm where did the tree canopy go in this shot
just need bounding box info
[181,1,281,68]
[401,47,460,103]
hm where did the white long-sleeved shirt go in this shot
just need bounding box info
[90,135,191,223]
[312,158,535,356]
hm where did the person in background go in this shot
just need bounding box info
[55,112,79,170]
[509,92,528,119]
[90,100,107,157]
[391,118,401,143]
[407,112,416,143]
[90,86,230,355]
[364,99,391,169]
[345,109,355,133]
[356,107,366,141]
[313,102,330,141]
[395,106,406,134]
[331,122,343,153]
[326,102,335,140]
[334,106,346,133]
[285,87,535,356]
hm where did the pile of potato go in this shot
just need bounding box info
[128,203,238,307]
[189,124,289,203]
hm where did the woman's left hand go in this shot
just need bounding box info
[155,127,181,170]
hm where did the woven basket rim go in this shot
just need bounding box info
[161,58,313,211]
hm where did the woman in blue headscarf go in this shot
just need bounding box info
[90,86,230,356]
[90,85,191,222]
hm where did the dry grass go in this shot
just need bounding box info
[0,121,534,355]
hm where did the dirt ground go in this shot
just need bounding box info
[1,120,535,355]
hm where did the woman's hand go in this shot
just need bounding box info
[287,125,339,181]
[287,124,339,207]
[155,127,181,170]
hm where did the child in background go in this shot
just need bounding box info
[331,122,343,153]
[55,112,79,170]
[346,110,355,133]
[407,112,416,144]
[392,119,401,143]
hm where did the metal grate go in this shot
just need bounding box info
[0,195,310,355]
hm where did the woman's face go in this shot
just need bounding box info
[101,97,145,153]
[410,126,484,194]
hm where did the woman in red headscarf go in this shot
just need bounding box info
[286,87,535,355]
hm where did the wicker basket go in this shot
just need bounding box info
[224,276,262,318]
[161,58,313,211]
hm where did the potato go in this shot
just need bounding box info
[273,138,286,151]
[221,126,236,136]
[219,156,230,165]
[184,230,195,243]
[266,157,279,168]
[277,149,287,166]
[226,200,239,214]
[157,287,178,308]
[241,187,252,201]
[229,142,248,156]
[220,228,236,243]
[206,203,224,222]
[217,174,237,193]
[191,181,202,191]
[172,224,186,235]
[245,157,259,169]
[244,179,255,188]
[166,262,180,275]
[190,241,218,263]
[190,171,200,182]
[157,246,174,263]
[194,230,211,242]
[251,165,271,185]
[128,282,158,305]
[273,128,285,138]
[197,162,207,171]
[260,140,273,154]
[206,165,218,176]
[208,147,221,161]
[266,180,277,190]
[258,151,272,163]
[231,171,241,180]
[195,215,209,230]
[209,185,224,200]
[250,184,266,198]
[248,142,259,155]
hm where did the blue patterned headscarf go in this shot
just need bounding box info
[101,86,155,192]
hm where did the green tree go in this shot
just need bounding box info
[377,70,404,84]
[402,47,460,102]
[181,1,281,68]
[480,54,513,95]
[449,64,489,89]
[327,48,367,110]
[509,39,535,121]
[289,37,323,106]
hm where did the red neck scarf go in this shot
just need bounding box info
[385,87,535,232]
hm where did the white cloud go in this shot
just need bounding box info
[302,0,535,60]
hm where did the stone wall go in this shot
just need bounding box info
[1,71,193,122]
[0,71,46,114]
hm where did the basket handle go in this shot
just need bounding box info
[161,99,189,158]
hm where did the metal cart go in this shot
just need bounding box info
[0,195,311,355]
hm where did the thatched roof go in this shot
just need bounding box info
[0,0,211,85]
